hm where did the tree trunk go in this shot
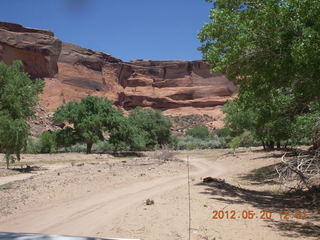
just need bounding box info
[277,141,281,149]
[270,141,275,150]
[262,140,266,151]
[5,154,10,169]
[86,142,93,154]
[16,151,21,161]
[266,141,275,150]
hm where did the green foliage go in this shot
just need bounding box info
[174,136,227,150]
[216,128,232,138]
[128,107,172,148]
[229,131,254,154]
[53,100,172,152]
[291,103,320,145]
[92,140,114,153]
[186,125,211,139]
[55,127,79,149]
[38,131,56,153]
[229,136,242,155]
[199,0,320,149]
[0,116,29,165]
[53,96,123,153]
[0,61,44,167]
[109,117,147,151]
[199,0,320,101]
[222,100,257,137]
[25,138,39,154]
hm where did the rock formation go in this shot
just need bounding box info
[0,21,237,130]
[0,22,61,78]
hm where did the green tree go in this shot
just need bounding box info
[38,131,57,153]
[222,100,257,137]
[109,117,147,151]
[186,125,211,139]
[222,90,296,149]
[128,107,172,149]
[53,96,123,154]
[199,0,320,148]
[0,61,44,168]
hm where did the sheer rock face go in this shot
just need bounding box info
[0,22,61,78]
[58,42,122,71]
[120,60,236,109]
[0,22,236,127]
[41,44,236,115]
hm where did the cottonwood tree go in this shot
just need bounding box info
[199,0,320,148]
[128,107,172,149]
[53,96,123,154]
[0,61,44,168]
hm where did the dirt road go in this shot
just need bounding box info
[0,155,225,237]
[1,150,319,240]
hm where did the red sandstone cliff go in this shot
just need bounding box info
[0,22,61,78]
[0,22,236,129]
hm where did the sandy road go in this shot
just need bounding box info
[0,156,225,237]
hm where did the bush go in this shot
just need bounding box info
[229,136,242,154]
[92,141,114,153]
[174,136,227,150]
[229,131,255,154]
[38,131,56,153]
[128,107,172,149]
[186,125,211,139]
[25,138,40,154]
[216,128,232,138]
[109,117,147,151]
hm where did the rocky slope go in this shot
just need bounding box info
[0,22,236,131]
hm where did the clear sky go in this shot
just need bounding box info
[0,0,212,61]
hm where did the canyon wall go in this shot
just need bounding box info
[0,22,237,130]
[0,22,61,78]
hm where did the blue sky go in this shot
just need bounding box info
[0,0,212,61]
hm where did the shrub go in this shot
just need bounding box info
[216,128,232,138]
[38,131,56,153]
[109,117,147,151]
[175,136,227,150]
[229,136,242,155]
[25,138,40,154]
[229,131,255,154]
[128,107,172,149]
[186,125,211,139]
[92,141,114,153]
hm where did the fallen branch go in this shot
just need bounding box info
[276,151,320,190]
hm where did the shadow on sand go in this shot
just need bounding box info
[198,177,320,238]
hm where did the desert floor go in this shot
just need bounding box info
[0,149,319,240]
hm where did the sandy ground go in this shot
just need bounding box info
[0,149,319,240]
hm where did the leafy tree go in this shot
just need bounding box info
[222,100,257,137]
[55,127,79,150]
[128,107,172,149]
[222,91,296,149]
[292,102,320,146]
[109,117,147,151]
[53,96,123,154]
[199,0,320,148]
[186,125,211,139]
[0,61,44,168]
[38,131,57,153]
